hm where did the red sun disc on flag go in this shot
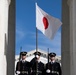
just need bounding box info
[43,17,49,29]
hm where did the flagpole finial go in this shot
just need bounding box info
[35,2,37,5]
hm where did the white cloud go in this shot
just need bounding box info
[16,24,61,55]
[36,31,61,55]
[16,29,25,39]
[22,44,36,52]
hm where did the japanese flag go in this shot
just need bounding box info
[36,3,62,39]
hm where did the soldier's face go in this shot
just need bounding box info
[22,55,26,60]
[50,56,55,61]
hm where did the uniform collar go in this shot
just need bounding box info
[21,59,26,63]
[37,59,41,63]
[51,60,55,63]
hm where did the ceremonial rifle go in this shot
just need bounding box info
[18,47,22,71]
[47,48,50,69]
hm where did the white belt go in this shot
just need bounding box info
[20,71,28,74]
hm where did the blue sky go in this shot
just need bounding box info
[16,0,62,55]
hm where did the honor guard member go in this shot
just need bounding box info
[46,52,61,75]
[16,52,30,75]
[30,51,45,75]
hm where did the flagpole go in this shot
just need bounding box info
[36,28,38,75]
[36,28,38,53]
[35,2,38,75]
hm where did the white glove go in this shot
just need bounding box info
[16,71,20,74]
[46,69,50,73]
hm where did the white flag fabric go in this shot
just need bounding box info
[36,3,62,39]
